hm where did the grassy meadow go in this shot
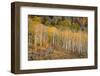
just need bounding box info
[28,15,88,60]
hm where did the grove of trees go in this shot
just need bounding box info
[28,15,88,60]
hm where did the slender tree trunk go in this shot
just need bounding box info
[34,34,37,51]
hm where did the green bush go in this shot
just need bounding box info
[69,23,80,31]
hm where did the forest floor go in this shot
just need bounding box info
[28,47,87,60]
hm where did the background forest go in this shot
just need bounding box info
[28,15,88,60]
